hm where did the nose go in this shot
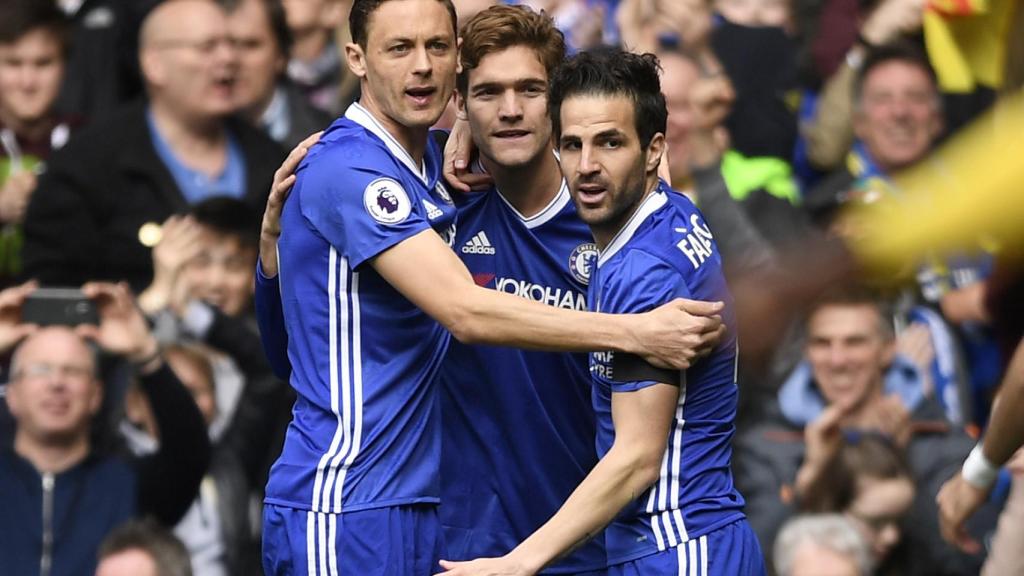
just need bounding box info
[577,143,600,177]
[498,90,523,122]
[412,45,432,76]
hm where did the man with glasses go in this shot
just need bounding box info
[0,282,210,576]
[22,0,285,293]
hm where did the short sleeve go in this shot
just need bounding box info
[601,250,691,393]
[297,143,431,268]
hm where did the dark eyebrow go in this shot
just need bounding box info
[595,129,627,140]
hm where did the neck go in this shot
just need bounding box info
[291,28,331,63]
[593,173,660,250]
[14,431,89,475]
[150,99,225,149]
[483,148,562,218]
[357,95,428,166]
[0,109,52,143]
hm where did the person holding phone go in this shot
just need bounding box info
[0,281,210,576]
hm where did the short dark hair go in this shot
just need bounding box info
[806,284,895,340]
[349,0,457,49]
[801,433,911,514]
[549,47,668,149]
[853,40,938,106]
[0,0,70,56]
[218,0,293,57]
[189,196,261,250]
[457,5,565,96]
[98,519,193,576]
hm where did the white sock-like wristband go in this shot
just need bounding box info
[962,444,999,490]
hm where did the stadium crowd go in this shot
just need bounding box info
[0,0,1020,574]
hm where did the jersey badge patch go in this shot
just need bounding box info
[364,178,412,224]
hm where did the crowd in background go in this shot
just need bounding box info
[0,0,1020,574]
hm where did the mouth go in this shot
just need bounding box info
[405,86,437,107]
[493,129,531,141]
[575,181,608,206]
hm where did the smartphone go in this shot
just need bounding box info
[21,287,99,327]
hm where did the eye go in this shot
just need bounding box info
[428,40,450,52]
[389,43,410,54]
[601,139,622,149]
[560,140,581,151]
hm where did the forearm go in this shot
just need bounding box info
[804,63,856,170]
[507,445,658,572]
[983,341,1024,465]
[447,283,637,354]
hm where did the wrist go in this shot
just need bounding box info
[962,443,999,490]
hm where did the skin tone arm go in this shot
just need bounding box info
[436,382,680,576]
[260,134,725,368]
[937,339,1024,553]
[373,228,721,365]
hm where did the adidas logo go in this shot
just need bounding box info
[461,231,496,255]
[422,199,443,220]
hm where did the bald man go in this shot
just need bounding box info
[22,0,286,292]
[0,282,210,576]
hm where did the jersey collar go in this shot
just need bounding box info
[597,190,668,267]
[345,102,430,186]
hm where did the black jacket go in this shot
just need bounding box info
[22,101,285,292]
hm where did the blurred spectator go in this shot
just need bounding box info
[282,0,352,116]
[221,0,332,148]
[802,0,926,171]
[773,513,873,576]
[0,0,82,288]
[716,0,794,31]
[733,287,993,575]
[96,519,193,576]
[21,0,284,293]
[617,0,717,67]
[134,196,290,575]
[808,42,1001,426]
[0,282,209,576]
[53,0,159,121]
[800,435,916,571]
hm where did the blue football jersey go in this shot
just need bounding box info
[588,183,745,566]
[264,103,459,514]
[439,180,606,572]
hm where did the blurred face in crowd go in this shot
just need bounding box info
[715,0,792,30]
[95,549,159,576]
[282,0,344,34]
[789,542,860,576]
[559,94,664,246]
[141,0,239,121]
[660,0,713,52]
[0,28,64,128]
[459,45,552,170]
[5,328,101,446]
[166,349,218,427]
[806,303,894,413]
[227,0,286,117]
[846,474,915,561]
[183,229,257,317]
[855,60,942,173]
[346,0,458,139]
[660,51,701,183]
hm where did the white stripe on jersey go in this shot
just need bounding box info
[322,253,353,512]
[312,250,345,512]
[663,510,678,548]
[306,511,316,576]
[699,534,709,576]
[318,512,328,576]
[677,542,686,576]
[688,538,698,576]
[328,513,339,576]
[335,271,365,508]
[652,514,666,551]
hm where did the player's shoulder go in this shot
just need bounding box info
[301,117,399,178]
